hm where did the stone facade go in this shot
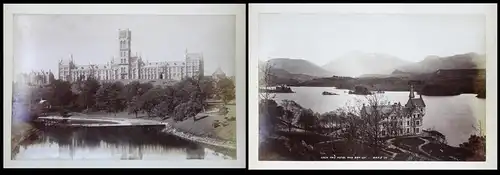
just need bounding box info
[58,29,204,82]
[17,70,53,86]
[361,84,426,137]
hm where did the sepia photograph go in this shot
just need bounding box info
[4,4,246,168]
[250,4,497,169]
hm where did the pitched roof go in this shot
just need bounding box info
[406,98,426,108]
[362,104,399,115]
[212,67,226,76]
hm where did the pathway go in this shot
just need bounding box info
[417,137,440,160]
[386,137,435,161]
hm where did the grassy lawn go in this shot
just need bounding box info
[395,137,425,146]
[392,137,425,153]
[421,142,469,161]
[166,103,236,144]
[73,102,237,145]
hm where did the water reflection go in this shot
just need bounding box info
[14,126,230,160]
[272,87,486,146]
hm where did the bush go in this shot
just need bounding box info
[213,120,221,128]
[227,116,236,121]
[218,106,229,115]
[173,101,203,122]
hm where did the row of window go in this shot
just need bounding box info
[381,128,420,136]
[60,62,199,73]
[382,120,421,127]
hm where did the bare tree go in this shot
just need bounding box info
[335,94,399,156]
[259,62,276,101]
[337,103,363,154]
[280,99,302,132]
[319,111,344,148]
[360,94,394,156]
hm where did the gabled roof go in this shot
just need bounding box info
[405,98,426,108]
[212,67,226,76]
[362,104,399,116]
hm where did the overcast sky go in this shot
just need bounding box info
[14,14,235,77]
[259,13,486,66]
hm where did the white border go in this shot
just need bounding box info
[3,4,246,168]
[249,3,497,170]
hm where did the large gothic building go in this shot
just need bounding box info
[361,84,426,137]
[58,29,204,82]
[16,70,53,86]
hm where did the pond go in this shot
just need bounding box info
[12,123,233,160]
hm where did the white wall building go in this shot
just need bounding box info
[58,29,204,82]
[16,70,53,86]
[361,84,426,137]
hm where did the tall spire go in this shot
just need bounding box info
[409,84,415,99]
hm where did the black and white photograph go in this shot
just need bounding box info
[250,4,497,169]
[4,4,246,168]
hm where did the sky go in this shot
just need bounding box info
[13,14,236,77]
[259,13,486,66]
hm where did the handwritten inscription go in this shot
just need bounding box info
[320,156,388,160]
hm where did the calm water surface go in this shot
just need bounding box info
[270,87,486,147]
[13,126,232,160]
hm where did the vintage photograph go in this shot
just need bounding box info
[257,13,488,161]
[10,14,238,161]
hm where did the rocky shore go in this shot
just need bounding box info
[160,122,237,150]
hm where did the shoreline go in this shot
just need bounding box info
[160,122,237,150]
[11,122,38,159]
[36,116,237,152]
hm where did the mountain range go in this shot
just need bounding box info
[265,58,333,77]
[395,52,486,74]
[259,52,486,81]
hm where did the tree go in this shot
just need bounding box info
[259,62,276,101]
[297,108,318,134]
[319,111,343,143]
[152,99,174,119]
[217,77,235,105]
[123,81,141,102]
[358,94,393,156]
[459,135,486,161]
[47,79,75,109]
[105,82,126,115]
[78,78,101,111]
[280,100,302,132]
[95,82,112,110]
[127,95,140,118]
[173,101,203,122]
[138,83,154,97]
[259,99,284,136]
[200,78,215,100]
[138,87,166,117]
[352,85,371,95]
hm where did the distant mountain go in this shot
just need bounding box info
[397,52,486,74]
[266,58,333,77]
[322,51,411,78]
[258,60,318,86]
